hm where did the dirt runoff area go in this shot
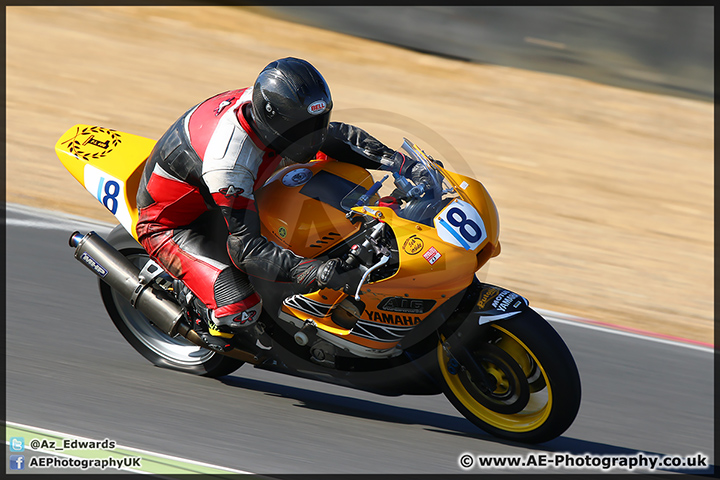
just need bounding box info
[6,6,713,344]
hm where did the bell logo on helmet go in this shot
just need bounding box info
[307,100,327,115]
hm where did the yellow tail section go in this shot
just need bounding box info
[55,125,156,239]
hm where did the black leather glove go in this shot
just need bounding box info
[290,258,361,293]
[321,122,395,169]
[383,151,433,186]
[406,161,434,189]
[383,151,436,200]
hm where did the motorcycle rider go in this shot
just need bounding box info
[136,57,425,352]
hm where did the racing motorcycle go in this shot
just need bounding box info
[55,124,581,444]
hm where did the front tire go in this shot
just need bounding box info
[438,308,581,443]
[99,226,243,377]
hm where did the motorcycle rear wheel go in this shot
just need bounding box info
[99,227,244,377]
[438,309,581,444]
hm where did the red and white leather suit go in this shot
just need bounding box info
[136,87,392,330]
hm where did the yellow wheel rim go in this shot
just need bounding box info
[439,325,552,432]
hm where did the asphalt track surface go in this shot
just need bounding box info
[5,204,714,476]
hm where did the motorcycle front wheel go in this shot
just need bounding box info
[438,308,581,444]
[99,226,243,378]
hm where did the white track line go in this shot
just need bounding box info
[8,203,714,354]
[7,203,114,233]
[6,217,113,233]
[539,310,714,354]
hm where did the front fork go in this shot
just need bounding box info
[438,281,530,386]
[441,333,498,393]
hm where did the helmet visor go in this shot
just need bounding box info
[277,113,329,145]
[272,113,330,163]
[277,138,323,164]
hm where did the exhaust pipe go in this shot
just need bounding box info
[69,231,263,364]
[69,231,189,338]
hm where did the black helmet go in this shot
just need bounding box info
[251,57,333,163]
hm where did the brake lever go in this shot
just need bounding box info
[354,254,390,301]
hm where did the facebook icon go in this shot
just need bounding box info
[9,455,25,470]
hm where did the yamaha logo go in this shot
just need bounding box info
[307,100,327,115]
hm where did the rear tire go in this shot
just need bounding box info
[438,308,581,443]
[99,226,243,378]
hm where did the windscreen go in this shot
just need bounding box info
[340,139,459,226]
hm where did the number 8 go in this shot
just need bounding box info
[101,179,120,214]
[447,207,482,243]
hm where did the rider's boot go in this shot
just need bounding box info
[191,302,234,353]
[192,298,268,352]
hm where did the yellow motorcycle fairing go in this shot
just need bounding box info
[257,156,502,352]
[435,165,502,264]
[55,124,155,239]
[55,125,502,355]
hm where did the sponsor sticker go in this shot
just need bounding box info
[423,246,442,265]
[476,287,527,312]
[377,297,436,314]
[491,290,523,312]
[59,126,122,162]
[80,252,108,277]
[307,100,328,115]
[476,287,501,308]
[402,235,424,255]
[278,226,288,238]
[282,168,313,187]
